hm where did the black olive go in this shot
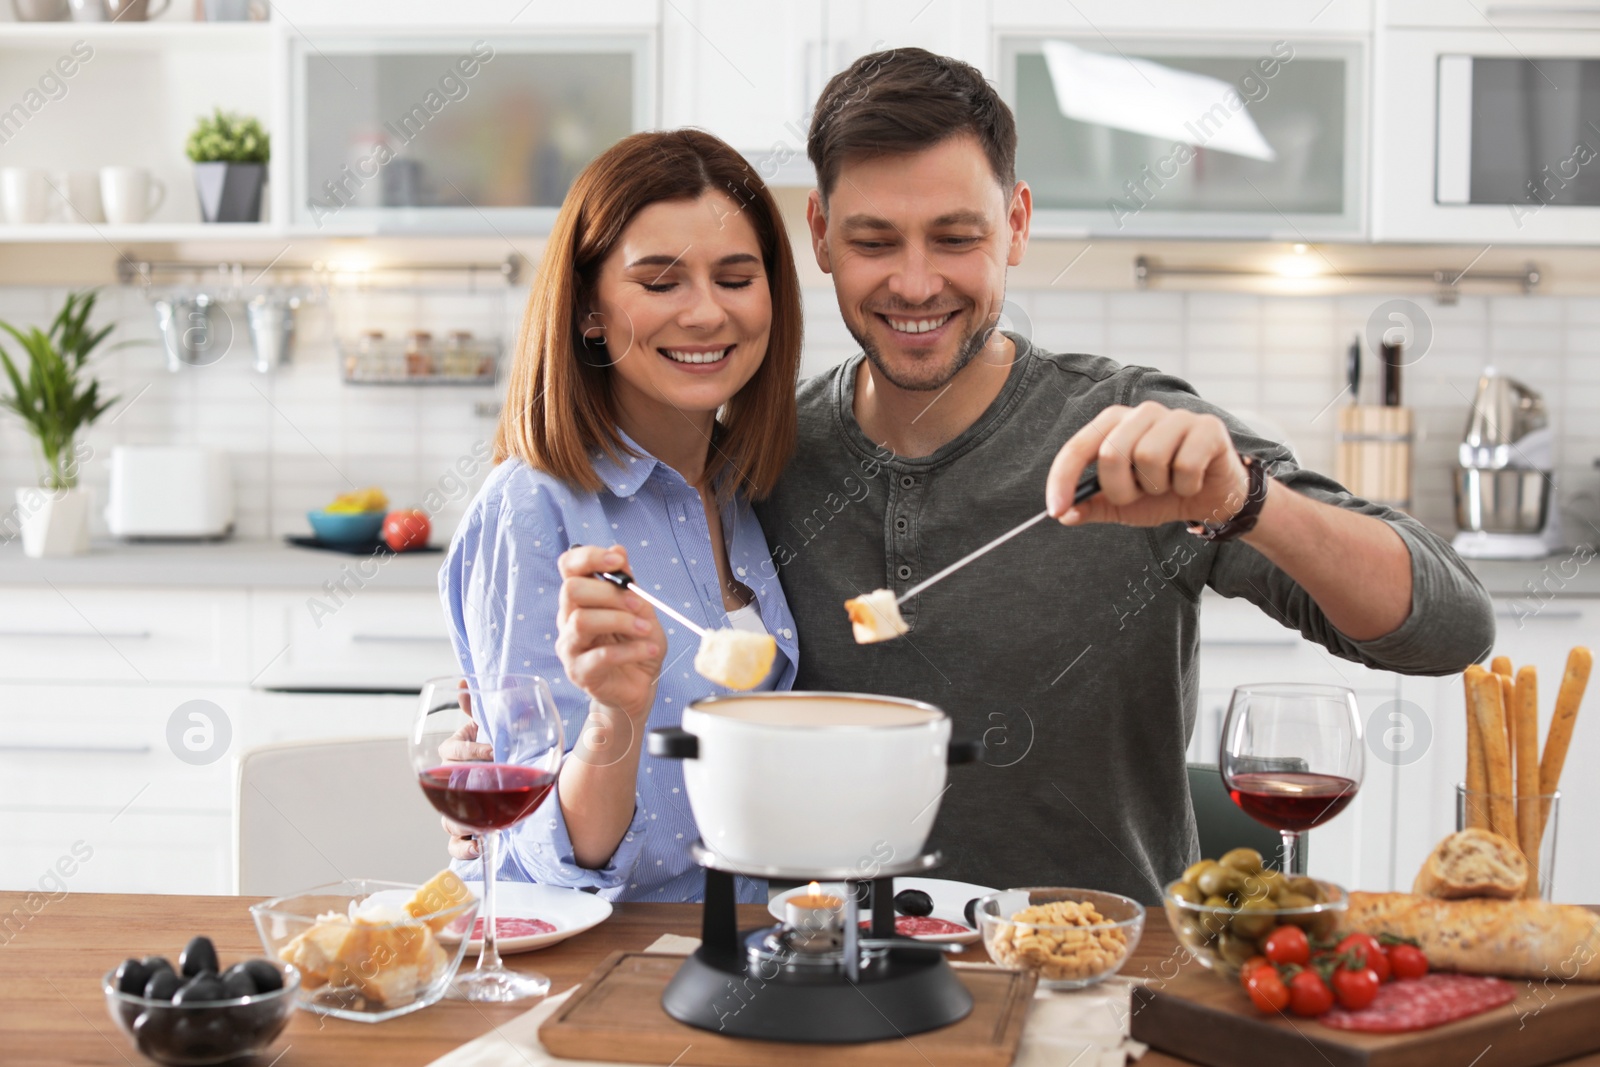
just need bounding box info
[179,936,219,978]
[143,970,182,1001]
[114,958,151,995]
[220,965,257,1000]
[172,974,227,1005]
[963,897,981,930]
[893,889,934,917]
[142,955,174,976]
[240,958,283,993]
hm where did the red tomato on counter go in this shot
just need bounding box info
[1388,943,1429,980]
[1337,933,1391,982]
[1263,925,1310,967]
[384,509,431,551]
[1288,970,1335,1017]
[1332,965,1381,1010]
[1245,967,1291,1013]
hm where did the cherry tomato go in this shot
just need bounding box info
[1332,965,1381,1010]
[1240,955,1271,980]
[1245,966,1291,1013]
[1263,925,1311,967]
[1288,970,1335,1017]
[1336,933,1391,982]
[1388,943,1429,980]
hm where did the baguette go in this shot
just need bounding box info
[1464,666,1490,831]
[1412,828,1527,900]
[1340,891,1600,981]
[1541,647,1593,834]
[1468,667,1516,839]
[1514,666,1542,898]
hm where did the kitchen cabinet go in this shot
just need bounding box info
[992,0,1373,36]
[1386,0,1600,28]
[1394,597,1600,905]
[248,588,459,691]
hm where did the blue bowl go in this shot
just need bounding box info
[306,509,385,545]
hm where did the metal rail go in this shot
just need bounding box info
[116,252,526,287]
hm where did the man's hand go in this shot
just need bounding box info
[1046,401,1252,529]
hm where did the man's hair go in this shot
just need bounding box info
[807,47,1017,203]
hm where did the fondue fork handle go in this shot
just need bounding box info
[596,571,709,637]
[895,474,1101,605]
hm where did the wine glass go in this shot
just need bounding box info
[412,673,563,1003]
[1219,683,1363,875]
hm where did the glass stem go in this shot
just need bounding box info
[1280,830,1300,875]
[477,828,503,973]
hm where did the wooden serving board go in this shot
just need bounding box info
[1130,965,1600,1067]
[540,952,1037,1066]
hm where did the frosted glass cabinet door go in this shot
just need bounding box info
[999,36,1365,238]
[291,32,652,233]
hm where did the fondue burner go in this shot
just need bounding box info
[660,844,974,1042]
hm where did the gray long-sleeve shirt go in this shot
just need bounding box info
[754,336,1494,905]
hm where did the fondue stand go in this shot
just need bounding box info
[660,844,973,1042]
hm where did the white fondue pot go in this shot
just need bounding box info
[647,692,979,873]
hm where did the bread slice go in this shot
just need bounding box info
[844,589,908,644]
[1413,828,1529,900]
[1340,891,1600,981]
[694,629,777,690]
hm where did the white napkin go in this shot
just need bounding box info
[429,938,1146,1066]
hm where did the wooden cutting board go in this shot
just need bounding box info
[1130,964,1600,1067]
[540,952,1037,1066]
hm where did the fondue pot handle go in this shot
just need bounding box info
[947,736,984,765]
[648,726,698,760]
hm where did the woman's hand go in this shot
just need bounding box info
[556,544,665,724]
[438,717,492,860]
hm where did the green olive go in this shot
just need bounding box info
[1276,890,1314,911]
[1237,874,1272,906]
[1229,902,1277,941]
[1168,882,1203,906]
[1183,859,1220,887]
[1175,915,1205,945]
[1217,931,1258,968]
[1287,876,1320,899]
[1197,865,1245,898]
[1219,847,1264,874]
[1200,896,1232,937]
[1257,869,1287,895]
[1308,911,1340,939]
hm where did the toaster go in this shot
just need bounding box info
[106,445,234,539]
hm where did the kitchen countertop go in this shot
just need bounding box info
[1,538,1598,600]
[0,537,446,589]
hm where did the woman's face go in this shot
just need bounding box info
[589,191,772,421]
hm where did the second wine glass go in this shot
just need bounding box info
[1219,683,1363,875]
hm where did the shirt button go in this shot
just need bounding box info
[899,475,915,489]
[894,517,908,532]
[897,564,912,580]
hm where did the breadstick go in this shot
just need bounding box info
[1464,666,1490,830]
[1540,646,1593,834]
[1468,667,1515,839]
[1491,656,1512,678]
[1514,666,1542,898]
[1491,656,1514,770]
[1500,673,1516,794]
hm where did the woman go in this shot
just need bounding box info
[438,129,803,903]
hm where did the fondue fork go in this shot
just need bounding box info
[895,473,1100,605]
[595,571,710,636]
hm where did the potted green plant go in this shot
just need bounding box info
[0,290,118,558]
[186,108,270,223]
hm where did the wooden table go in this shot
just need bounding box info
[5,892,1599,1066]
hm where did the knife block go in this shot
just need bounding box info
[1336,406,1413,511]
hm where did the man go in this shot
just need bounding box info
[753,48,1493,904]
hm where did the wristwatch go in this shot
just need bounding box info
[1187,454,1270,543]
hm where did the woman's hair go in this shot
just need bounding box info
[495,129,803,501]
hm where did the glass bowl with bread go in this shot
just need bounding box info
[1163,848,1346,978]
[249,873,479,1022]
[976,887,1145,990]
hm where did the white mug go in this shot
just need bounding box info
[100,166,165,224]
[61,170,105,224]
[1,167,48,224]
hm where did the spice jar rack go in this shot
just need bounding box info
[339,329,499,385]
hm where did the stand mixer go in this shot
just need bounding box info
[1452,370,1562,560]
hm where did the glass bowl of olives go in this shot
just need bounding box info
[1163,848,1347,979]
[102,939,298,1067]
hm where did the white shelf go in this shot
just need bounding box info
[0,222,284,243]
[0,22,273,48]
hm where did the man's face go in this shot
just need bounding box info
[807,134,1030,393]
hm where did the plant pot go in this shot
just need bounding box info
[193,161,265,223]
[15,486,90,558]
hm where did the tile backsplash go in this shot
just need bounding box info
[1,283,1596,547]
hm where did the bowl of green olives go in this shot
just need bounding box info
[1163,848,1347,979]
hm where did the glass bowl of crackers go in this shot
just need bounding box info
[975,887,1144,990]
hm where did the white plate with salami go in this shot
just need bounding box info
[767,877,996,945]
[444,882,612,955]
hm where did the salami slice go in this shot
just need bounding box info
[1320,974,1517,1032]
[858,916,971,938]
[470,916,556,940]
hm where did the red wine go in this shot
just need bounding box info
[419,764,556,831]
[1228,771,1357,832]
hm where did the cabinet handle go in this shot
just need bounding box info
[349,633,450,644]
[1485,3,1600,15]
[0,630,152,640]
[1494,609,1584,621]
[0,742,152,755]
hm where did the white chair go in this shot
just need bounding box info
[235,736,451,897]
